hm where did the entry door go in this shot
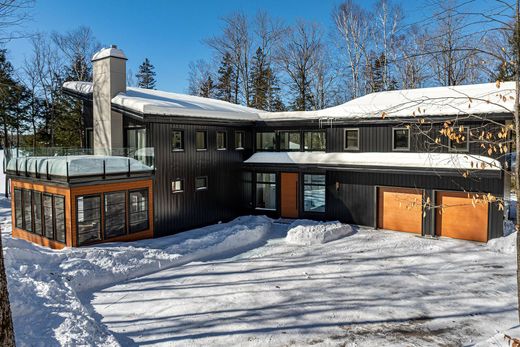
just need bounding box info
[281,173,299,218]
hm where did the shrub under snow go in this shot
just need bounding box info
[286,220,353,245]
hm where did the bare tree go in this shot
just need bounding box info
[394,25,430,89]
[187,59,214,96]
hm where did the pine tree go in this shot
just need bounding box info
[215,53,235,102]
[136,58,157,89]
[0,49,22,149]
[266,68,285,111]
[199,75,215,98]
[250,47,269,110]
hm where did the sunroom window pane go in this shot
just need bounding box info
[77,195,101,245]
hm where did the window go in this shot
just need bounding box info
[216,131,227,150]
[43,194,54,240]
[256,132,276,151]
[33,191,43,235]
[235,131,245,150]
[14,189,22,229]
[303,175,326,213]
[449,127,469,152]
[344,129,359,150]
[77,195,102,245]
[195,176,208,190]
[54,196,66,243]
[196,131,207,150]
[172,179,184,193]
[255,173,277,210]
[242,171,253,208]
[104,192,126,238]
[393,128,410,151]
[127,127,146,150]
[129,189,149,233]
[23,190,32,232]
[304,131,326,151]
[171,130,184,151]
[280,132,301,151]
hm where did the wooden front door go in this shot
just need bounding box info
[281,172,299,218]
[378,187,423,234]
[435,191,489,242]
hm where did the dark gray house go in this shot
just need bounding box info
[56,46,513,243]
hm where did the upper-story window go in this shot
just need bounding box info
[304,131,326,151]
[344,129,359,150]
[280,131,301,151]
[256,132,276,151]
[235,131,245,150]
[392,128,410,151]
[195,176,208,190]
[449,127,469,152]
[216,131,227,150]
[171,130,184,152]
[196,131,207,151]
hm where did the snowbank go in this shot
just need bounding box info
[475,325,520,346]
[487,231,517,254]
[0,198,272,347]
[286,220,353,245]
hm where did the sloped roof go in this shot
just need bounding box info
[62,81,515,122]
[244,151,501,171]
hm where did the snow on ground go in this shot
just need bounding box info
[92,223,518,347]
[0,196,271,346]
[286,220,353,245]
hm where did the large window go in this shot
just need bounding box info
[23,190,32,232]
[303,175,326,213]
[256,132,276,151]
[54,196,66,243]
[104,192,127,238]
[33,191,43,235]
[196,131,207,150]
[129,189,149,233]
[127,127,146,150]
[171,130,184,152]
[280,131,301,151]
[393,128,410,151]
[77,195,102,245]
[14,189,22,229]
[304,131,326,151]
[216,131,227,150]
[256,173,277,210]
[235,131,245,150]
[344,129,359,150]
[43,194,54,240]
[449,127,469,152]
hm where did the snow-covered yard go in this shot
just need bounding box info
[0,195,519,346]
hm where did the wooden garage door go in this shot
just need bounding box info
[436,191,488,242]
[378,187,423,234]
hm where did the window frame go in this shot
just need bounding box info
[448,127,470,153]
[22,189,33,233]
[171,179,185,194]
[303,174,326,213]
[303,131,326,151]
[128,189,150,234]
[43,193,54,240]
[103,191,127,239]
[392,127,411,151]
[195,176,208,191]
[54,195,66,244]
[195,130,208,151]
[256,131,277,151]
[32,191,43,236]
[255,172,277,211]
[76,194,102,246]
[171,129,185,152]
[216,131,227,150]
[14,188,23,230]
[279,131,302,151]
[235,131,245,150]
[344,128,360,151]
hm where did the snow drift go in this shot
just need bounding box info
[286,220,353,245]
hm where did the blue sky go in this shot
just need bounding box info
[5,0,486,92]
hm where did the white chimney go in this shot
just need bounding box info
[91,45,127,155]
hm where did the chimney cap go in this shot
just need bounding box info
[92,45,127,62]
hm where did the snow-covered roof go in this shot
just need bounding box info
[244,152,501,171]
[92,46,127,62]
[6,155,153,177]
[62,81,515,122]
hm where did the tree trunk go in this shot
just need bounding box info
[515,0,520,324]
[0,234,15,346]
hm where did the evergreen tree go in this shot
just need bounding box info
[136,58,157,89]
[266,68,285,111]
[250,47,269,110]
[0,49,22,149]
[199,75,215,98]
[215,52,235,102]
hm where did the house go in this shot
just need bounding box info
[5,45,514,248]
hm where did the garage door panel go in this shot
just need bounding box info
[378,187,423,234]
[436,191,488,242]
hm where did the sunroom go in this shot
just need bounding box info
[5,154,154,249]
